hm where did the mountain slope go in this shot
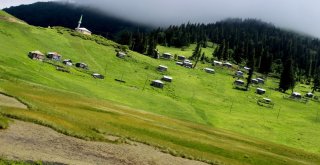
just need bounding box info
[0,10,320,164]
[3,2,152,39]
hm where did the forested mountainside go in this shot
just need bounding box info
[148,19,320,81]
[4,2,152,40]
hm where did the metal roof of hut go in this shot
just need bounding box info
[158,65,168,69]
[30,50,44,56]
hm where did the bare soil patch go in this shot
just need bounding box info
[0,120,206,165]
[0,94,27,109]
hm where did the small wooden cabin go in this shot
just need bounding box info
[257,78,265,84]
[75,62,88,69]
[162,75,173,82]
[162,53,173,60]
[177,55,186,61]
[234,80,245,86]
[47,52,62,61]
[306,92,313,98]
[204,68,215,74]
[28,51,45,61]
[251,79,259,84]
[151,80,164,88]
[213,60,222,66]
[183,60,193,68]
[235,71,244,77]
[63,59,73,66]
[176,61,183,66]
[223,62,232,68]
[291,92,302,99]
[244,66,250,72]
[256,88,266,95]
[158,65,168,72]
[92,73,104,79]
[116,52,127,58]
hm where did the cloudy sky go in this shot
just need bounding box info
[1,0,320,38]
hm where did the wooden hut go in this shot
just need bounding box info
[183,60,193,68]
[162,76,173,82]
[251,79,259,84]
[116,52,127,58]
[177,55,186,61]
[291,92,302,99]
[257,78,265,84]
[235,71,244,77]
[306,92,313,98]
[151,80,164,88]
[162,53,173,60]
[213,60,222,66]
[223,62,232,68]
[176,61,183,66]
[47,52,62,61]
[75,62,88,69]
[28,51,45,61]
[256,88,266,95]
[234,80,245,86]
[63,59,73,66]
[204,68,215,74]
[92,73,104,79]
[157,65,168,72]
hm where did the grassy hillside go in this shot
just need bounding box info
[0,10,320,164]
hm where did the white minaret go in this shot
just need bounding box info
[77,15,83,28]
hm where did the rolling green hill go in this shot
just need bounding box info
[0,10,320,164]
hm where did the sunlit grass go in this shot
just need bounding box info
[1,10,320,164]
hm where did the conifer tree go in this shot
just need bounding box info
[279,58,295,93]
[246,47,255,90]
[192,43,202,68]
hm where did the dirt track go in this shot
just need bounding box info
[0,120,206,165]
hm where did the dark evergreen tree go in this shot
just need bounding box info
[246,47,255,90]
[192,43,202,68]
[312,67,320,93]
[279,58,295,93]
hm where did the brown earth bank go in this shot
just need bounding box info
[0,120,207,165]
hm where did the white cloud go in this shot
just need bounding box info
[2,0,320,38]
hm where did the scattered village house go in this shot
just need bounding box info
[183,59,193,68]
[92,73,104,79]
[75,62,88,69]
[204,68,215,74]
[251,79,259,84]
[257,78,265,84]
[162,75,173,82]
[151,80,164,88]
[213,60,223,66]
[75,15,92,35]
[176,61,183,66]
[47,52,62,61]
[158,65,168,72]
[256,88,266,95]
[291,92,302,99]
[234,79,245,86]
[28,50,45,60]
[223,62,232,68]
[63,59,72,66]
[116,51,127,58]
[177,55,186,61]
[162,53,173,60]
[235,70,244,77]
[306,92,313,98]
[244,66,250,72]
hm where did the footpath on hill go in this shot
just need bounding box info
[0,120,206,165]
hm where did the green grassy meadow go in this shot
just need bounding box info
[0,10,320,164]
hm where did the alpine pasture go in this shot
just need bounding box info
[0,11,320,164]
